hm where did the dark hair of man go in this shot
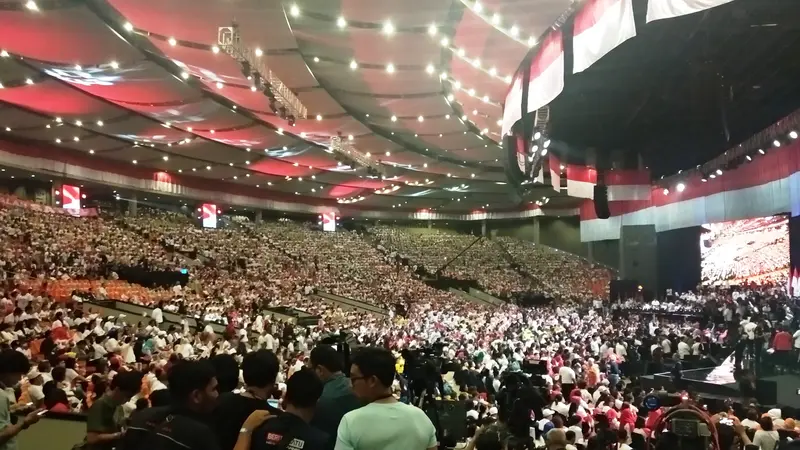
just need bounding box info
[112,370,144,395]
[168,360,216,402]
[209,354,239,393]
[309,345,343,372]
[52,366,67,383]
[0,349,30,375]
[285,368,323,408]
[241,350,279,388]
[351,347,395,387]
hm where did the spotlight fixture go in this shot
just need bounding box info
[663,188,669,195]
[676,182,685,192]
[337,16,347,28]
[289,4,300,17]
[790,131,798,139]
[383,20,394,35]
[758,148,765,155]
[715,169,723,175]
[349,60,358,70]
[773,139,782,147]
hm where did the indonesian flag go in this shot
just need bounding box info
[566,164,597,199]
[573,0,636,73]
[549,154,562,192]
[606,169,652,201]
[526,30,564,115]
[501,74,524,136]
[646,0,734,23]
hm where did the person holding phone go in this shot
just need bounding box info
[0,349,45,450]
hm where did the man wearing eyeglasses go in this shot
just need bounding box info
[335,347,437,450]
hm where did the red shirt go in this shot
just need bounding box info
[773,331,792,351]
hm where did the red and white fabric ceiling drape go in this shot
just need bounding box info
[573,0,637,73]
[646,0,735,23]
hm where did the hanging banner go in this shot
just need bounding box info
[646,0,734,23]
[549,154,562,192]
[62,184,81,211]
[322,212,336,232]
[501,74,524,136]
[573,0,637,73]
[566,164,597,199]
[526,30,565,115]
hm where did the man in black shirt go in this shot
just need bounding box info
[214,350,281,450]
[308,346,361,450]
[121,360,220,450]
[244,368,327,450]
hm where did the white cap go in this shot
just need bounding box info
[466,410,479,420]
[542,408,555,418]
[27,368,41,379]
[488,407,498,415]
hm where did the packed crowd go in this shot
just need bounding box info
[0,204,798,450]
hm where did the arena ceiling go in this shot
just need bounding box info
[0,0,576,213]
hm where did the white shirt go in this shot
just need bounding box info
[661,339,671,353]
[677,342,691,359]
[792,330,800,349]
[559,366,576,384]
[152,308,163,324]
[753,430,779,450]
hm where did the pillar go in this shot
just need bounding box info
[255,210,263,225]
[128,192,138,216]
[532,218,541,244]
[481,219,487,237]
[586,241,595,264]
[428,220,432,229]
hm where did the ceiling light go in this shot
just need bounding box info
[383,21,394,35]
[211,46,220,54]
[89,150,94,154]
[676,182,685,192]
[73,136,80,142]
[541,149,548,156]
[386,63,395,73]
[365,152,371,157]
[0,83,3,89]
[216,82,223,89]
[300,132,306,137]
[109,61,119,69]
[162,155,169,161]
[206,165,211,170]
[96,120,104,126]
[347,134,354,140]
[3,127,9,132]
[715,169,723,175]
[428,24,437,36]
[123,22,134,32]
[181,71,189,80]
[418,116,424,122]
[474,2,482,12]
[313,56,319,63]
[491,14,501,25]
[289,4,300,17]
[440,37,449,47]
[132,159,138,164]
[75,120,83,126]
[349,60,357,70]
[758,148,765,154]
[423,163,428,168]
[254,48,263,57]
[168,37,177,46]
[510,26,519,36]
[774,140,782,147]
[277,128,283,134]
[337,16,347,28]
[746,155,752,161]
[447,173,452,177]
[25,78,33,85]
[390,115,397,122]
[316,114,322,121]
[426,64,434,74]
[25,1,38,11]
[790,131,798,139]
[701,177,707,182]
[447,94,454,102]
[472,58,480,68]
[663,188,669,195]
[385,151,391,156]
[709,173,716,179]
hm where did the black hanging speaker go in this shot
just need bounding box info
[594,184,610,219]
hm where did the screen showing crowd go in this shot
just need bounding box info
[700,215,789,285]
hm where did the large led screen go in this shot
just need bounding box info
[700,215,789,286]
[201,203,217,229]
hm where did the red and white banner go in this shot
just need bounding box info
[606,169,652,201]
[566,164,597,199]
[581,140,800,241]
[549,154,562,192]
[0,194,97,217]
[201,203,217,228]
[526,30,565,115]
[62,184,81,211]
[646,0,734,23]
[573,0,637,73]
[501,74,524,136]
[322,212,336,232]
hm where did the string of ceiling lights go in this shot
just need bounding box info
[284,4,505,142]
[659,128,799,196]
[459,0,539,48]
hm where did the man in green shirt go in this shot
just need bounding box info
[85,371,143,450]
[0,350,45,450]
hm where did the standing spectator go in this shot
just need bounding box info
[335,347,436,450]
[0,350,44,450]
[86,370,143,450]
[235,368,327,450]
[214,350,281,450]
[121,361,220,450]
[309,346,361,450]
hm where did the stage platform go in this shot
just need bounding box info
[639,353,800,408]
